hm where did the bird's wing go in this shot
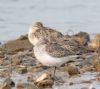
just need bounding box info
[45,42,75,58]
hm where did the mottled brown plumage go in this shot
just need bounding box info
[34,38,78,67]
[45,42,76,57]
[28,22,89,55]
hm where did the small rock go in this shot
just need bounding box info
[35,73,53,88]
[16,65,27,74]
[96,74,100,81]
[92,56,100,72]
[69,82,74,85]
[16,34,28,40]
[81,87,89,89]
[37,79,53,88]
[67,63,80,76]
[0,51,4,58]
[0,69,10,77]
[0,77,15,89]
[1,36,32,54]
[79,65,94,73]
[27,83,39,89]
[88,33,100,51]
[29,64,45,73]
[73,32,90,46]
[16,83,25,89]
[35,73,50,83]
[94,62,100,72]
[27,74,34,82]
[4,77,15,87]
[0,58,4,65]
[12,55,22,66]
[81,80,93,83]
[16,83,39,89]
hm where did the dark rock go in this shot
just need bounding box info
[16,34,28,40]
[0,35,32,54]
[73,32,90,46]
[4,77,15,87]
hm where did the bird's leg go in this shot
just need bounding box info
[53,66,57,82]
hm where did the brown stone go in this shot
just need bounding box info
[67,63,80,76]
[0,69,10,77]
[34,72,53,88]
[81,87,89,89]
[37,79,53,88]
[88,33,100,50]
[16,34,28,40]
[94,62,100,72]
[0,35,32,54]
[12,55,22,66]
[92,56,100,72]
[35,73,49,83]
[27,83,39,89]
[16,83,25,89]
[73,32,90,46]
[16,83,39,89]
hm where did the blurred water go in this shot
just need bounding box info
[0,0,100,42]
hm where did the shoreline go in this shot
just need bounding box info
[0,32,100,89]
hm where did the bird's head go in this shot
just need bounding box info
[34,22,43,27]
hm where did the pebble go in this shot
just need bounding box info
[0,77,15,89]
[12,55,22,66]
[16,66,27,74]
[67,63,80,76]
[16,83,39,89]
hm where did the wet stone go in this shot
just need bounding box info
[12,55,22,66]
[16,83,39,89]
[0,77,15,89]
